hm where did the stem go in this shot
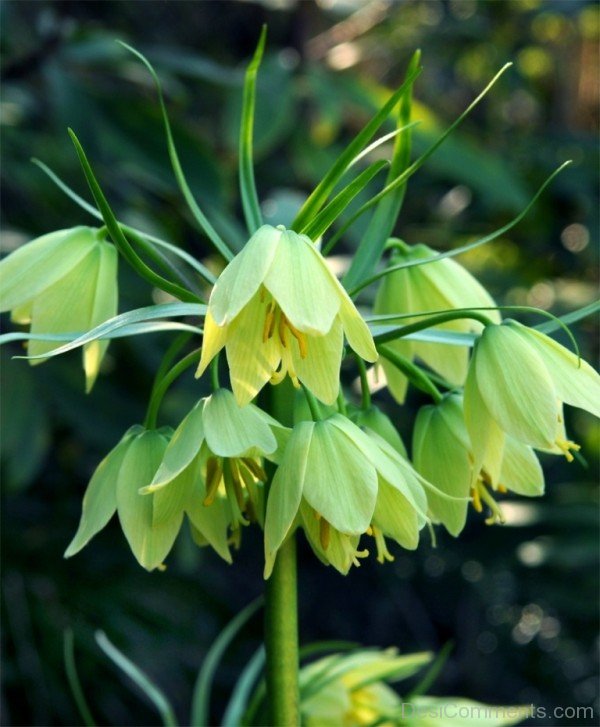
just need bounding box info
[355,355,371,409]
[265,534,300,727]
[210,354,221,391]
[143,349,200,429]
[373,310,492,345]
[302,386,323,421]
[378,345,443,404]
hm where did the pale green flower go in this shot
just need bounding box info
[413,394,544,534]
[144,388,287,534]
[301,649,432,727]
[264,414,428,577]
[374,241,500,403]
[348,403,407,457]
[64,426,231,570]
[464,320,600,480]
[0,226,118,391]
[196,224,377,406]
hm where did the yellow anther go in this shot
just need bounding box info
[284,318,308,359]
[241,458,267,482]
[270,364,286,384]
[371,526,394,564]
[478,484,506,525]
[319,518,331,550]
[278,312,288,348]
[556,438,580,463]
[203,457,222,506]
[471,485,483,513]
[262,304,276,342]
[229,460,246,511]
[497,484,508,494]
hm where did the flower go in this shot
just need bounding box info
[373,241,500,402]
[413,393,544,533]
[464,320,600,479]
[196,224,377,406]
[348,403,407,457]
[0,226,118,391]
[300,649,432,727]
[64,425,232,570]
[144,388,288,538]
[264,414,428,576]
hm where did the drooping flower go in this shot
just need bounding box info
[300,648,432,727]
[64,425,233,570]
[144,388,288,536]
[196,225,377,406]
[464,320,600,480]
[413,393,544,533]
[264,414,428,577]
[0,226,118,391]
[348,403,407,457]
[373,241,500,402]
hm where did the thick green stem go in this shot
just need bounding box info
[265,534,300,727]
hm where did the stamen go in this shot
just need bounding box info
[497,484,508,494]
[270,363,287,384]
[478,484,506,525]
[471,485,483,513]
[285,319,308,359]
[240,458,267,482]
[229,460,246,511]
[278,313,288,348]
[556,438,580,463]
[371,526,394,564]
[203,457,222,506]
[319,518,331,550]
[262,303,276,343]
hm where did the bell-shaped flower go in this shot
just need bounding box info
[64,425,232,570]
[348,403,407,457]
[413,393,544,534]
[464,320,600,479]
[264,414,428,577]
[143,388,288,539]
[0,226,118,391]
[196,224,377,406]
[373,241,500,402]
[300,648,432,727]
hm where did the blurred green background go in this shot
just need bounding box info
[1,1,598,725]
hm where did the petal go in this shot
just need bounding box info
[64,428,139,557]
[413,399,470,536]
[186,495,233,564]
[27,246,101,361]
[292,319,343,405]
[116,431,182,570]
[84,241,119,392]
[509,321,600,419]
[152,454,200,525]
[379,341,412,404]
[0,227,96,312]
[499,437,544,497]
[263,231,341,334]
[264,421,314,577]
[475,325,559,449]
[226,293,280,406]
[209,224,281,325]
[202,388,277,457]
[464,361,506,485]
[351,404,407,458]
[196,311,228,378]
[338,295,378,362]
[372,480,420,549]
[299,500,362,576]
[148,399,206,490]
[302,419,378,534]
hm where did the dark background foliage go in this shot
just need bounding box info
[1,1,598,725]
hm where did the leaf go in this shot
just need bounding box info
[67,129,203,302]
[301,160,389,241]
[290,64,421,232]
[342,50,421,285]
[190,597,263,727]
[117,42,233,261]
[349,160,572,296]
[535,299,600,335]
[239,26,266,234]
[221,647,265,727]
[95,631,178,727]
[31,158,217,284]
[63,629,96,727]
[13,302,205,360]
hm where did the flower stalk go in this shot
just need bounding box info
[265,534,300,727]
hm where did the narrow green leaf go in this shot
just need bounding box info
[299,640,360,660]
[342,50,421,283]
[535,299,600,334]
[301,160,389,240]
[346,122,420,170]
[239,26,266,234]
[13,302,204,360]
[349,160,572,296]
[333,64,514,272]
[95,631,178,727]
[190,598,263,727]
[68,129,202,302]
[31,158,217,284]
[117,41,234,261]
[222,647,265,727]
[408,641,453,698]
[291,65,422,232]
[63,630,96,727]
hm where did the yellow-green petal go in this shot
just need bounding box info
[499,437,544,497]
[292,319,343,405]
[186,494,233,564]
[202,388,277,457]
[196,311,228,378]
[299,501,363,576]
[372,481,420,549]
[475,324,558,449]
[338,294,378,362]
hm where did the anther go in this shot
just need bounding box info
[471,485,483,513]
[319,518,331,550]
